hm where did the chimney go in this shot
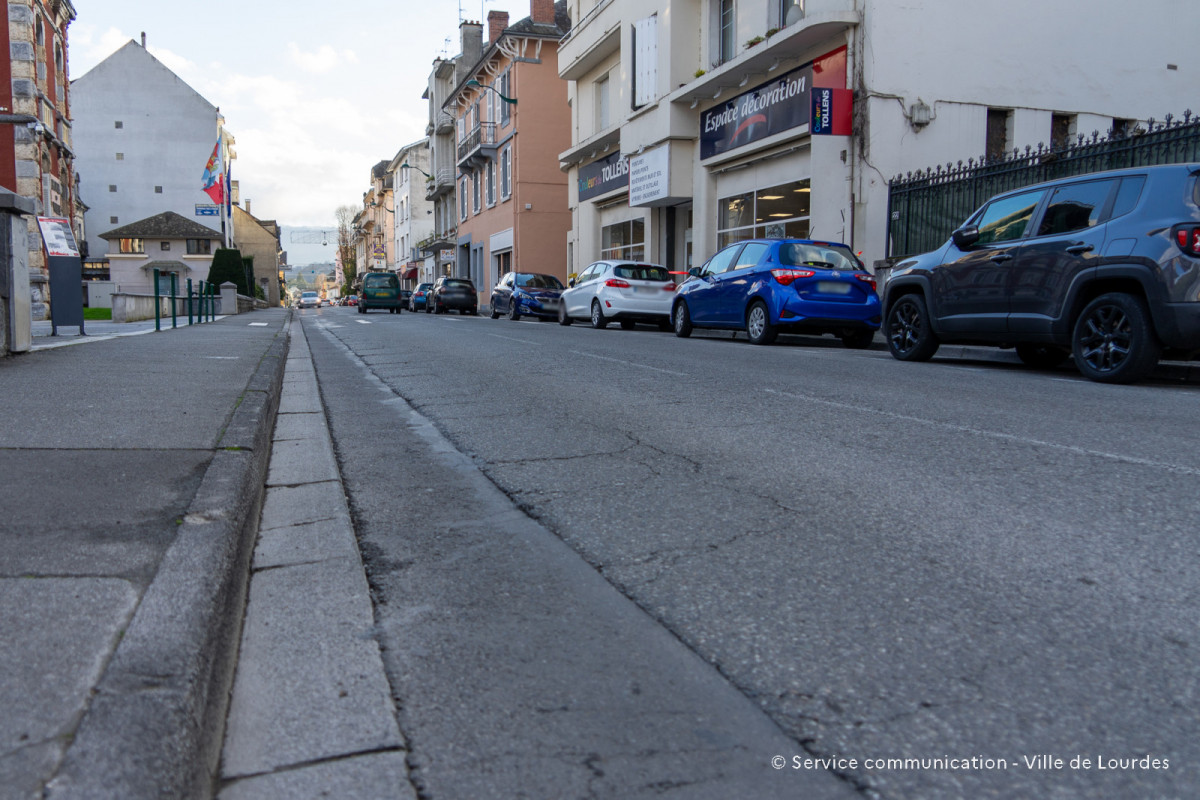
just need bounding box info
[531,0,554,25]
[457,20,483,84]
[140,32,146,47]
[245,199,251,216]
[488,11,510,44]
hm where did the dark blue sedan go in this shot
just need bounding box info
[672,239,881,347]
[489,272,565,321]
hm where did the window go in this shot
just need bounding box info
[108,185,117,192]
[155,186,163,194]
[632,16,658,108]
[114,121,123,129]
[732,242,769,270]
[600,218,645,261]
[186,239,212,255]
[986,108,1012,162]
[500,145,512,199]
[457,115,466,144]
[974,189,1046,245]
[115,153,124,161]
[780,0,804,26]
[719,0,735,64]
[118,238,144,254]
[1051,113,1076,151]
[460,178,468,221]
[702,246,740,276]
[1112,117,1137,138]
[161,242,171,252]
[1036,180,1116,236]
[472,170,481,213]
[1111,176,1145,218]
[595,74,610,132]
[717,180,811,248]
[499,71,512,127]
[110,216,118,224]
[486,161,496,206]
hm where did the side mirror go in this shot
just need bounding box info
[688,267,703,278]
[568,279,576,288]
[952,225,980,249]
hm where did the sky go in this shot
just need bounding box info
[68,1,489,257]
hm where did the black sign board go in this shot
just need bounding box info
[578,152,629,202]
[38,217,85,335]
[700,64,814,160]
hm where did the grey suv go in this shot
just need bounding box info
[883,164,1200,383]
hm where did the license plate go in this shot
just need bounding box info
[815,281,852,295]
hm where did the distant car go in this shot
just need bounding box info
[346,295,358,307]
[559,261,675,330]
[409,282,433,311]
[359,272,403,314]
[490,272,564,320]
[298,291,319,309]
[672,238,880,347]
[428,276,478,315]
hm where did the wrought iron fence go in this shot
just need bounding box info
[887,110,1200,258]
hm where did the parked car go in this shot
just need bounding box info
[559,261,675,330]
[671,239,880,346]
[346,295,358,307]
[883,164,1200,383]
[298,291,319,309]
[409,282,433,311]
[490,272,565,320]
[400,289,413,308]
[358,271,403,314]
[428,276,478,315]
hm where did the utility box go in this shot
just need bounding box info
[0,190,37,356]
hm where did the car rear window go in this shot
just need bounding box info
[613,264,670,281]
[364,274,398,288]
[777,243,860,271]
[444,279,474,289]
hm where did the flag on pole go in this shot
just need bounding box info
[201,140,224,204]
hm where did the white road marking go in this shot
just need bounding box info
[569,350,688,376]
[488,333,540,345]
[248,323,268,327]
[765,387,1200,476]
[204,356,239,360]
[356,320,371,325]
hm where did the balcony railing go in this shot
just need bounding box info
[457,122,497,169]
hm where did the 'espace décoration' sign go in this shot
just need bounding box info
[700,46,851,160]
[578,151,629,202]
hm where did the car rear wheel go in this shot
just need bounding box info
[558,304,572,326]
[1072,293,1160,383]
[1015,343,1070,369]
[841,329,875,349]
[746,301,778,346]
[591,300,608,329]
[673,301,692,338]
[886,294,940,361]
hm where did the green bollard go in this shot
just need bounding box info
[187,278,194,325]
[154,268,161,331]
[170,273,178,329]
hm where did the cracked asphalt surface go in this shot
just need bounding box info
[299,305,1200,799]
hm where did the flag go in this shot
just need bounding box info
[201,140,224,204]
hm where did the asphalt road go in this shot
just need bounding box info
[299,304,1200,800]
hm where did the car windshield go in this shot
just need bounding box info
[777,242,862,271]
[364,274,398,287]
[444,279,473,289]
[301,292,317,298]
[515,273,564,289]
[613,264,670,282]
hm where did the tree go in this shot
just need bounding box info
[335,205,359,287]
[207,248,249,296]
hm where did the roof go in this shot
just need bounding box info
[99,211,221,240]
[140,260,191,271]
[504,0,571,37]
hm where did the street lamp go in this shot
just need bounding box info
[465,79,517,106]
[400,162,432,179]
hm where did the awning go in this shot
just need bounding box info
[403,267,418,280]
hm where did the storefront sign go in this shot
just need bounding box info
[578,151,629,202]
[629,146,670,206]
[700,46,850,159]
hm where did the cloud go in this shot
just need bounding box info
[287,43,343,74]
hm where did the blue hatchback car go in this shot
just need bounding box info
[672,239,881,346]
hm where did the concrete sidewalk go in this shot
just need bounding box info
[0,308,289,799]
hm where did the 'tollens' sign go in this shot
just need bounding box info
[578,152,629,202]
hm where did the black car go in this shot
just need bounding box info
[428,276,478,315]
[489,272,565,320]
[884,164,1200,383]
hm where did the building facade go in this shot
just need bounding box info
[231,202,283,306]
[558,0,1195,276]
[420,56,461,284]
[98,210,217,295]
[1,0,78,320]
[448,1,572,306]
[388,138,434,285]
[71,39,232,263]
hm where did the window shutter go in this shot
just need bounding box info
[633,16,658,108]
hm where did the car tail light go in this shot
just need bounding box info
[605,278,631,288]
[856,273,877,291]
[1175,225,1200,256]
[663,282,676,291]
[770,268,815,286]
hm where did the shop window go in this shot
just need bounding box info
[717,179,811,248]
[601,218,646,261]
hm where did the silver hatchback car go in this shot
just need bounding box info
[558,261,676,330]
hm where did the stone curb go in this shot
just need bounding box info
[45,311,292,800]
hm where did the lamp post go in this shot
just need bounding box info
[465,79,517,106]
[399,162,432,179]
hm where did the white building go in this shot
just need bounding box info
[558,0,1196,274]
[388,138,435,285]
[71,38,230,260]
